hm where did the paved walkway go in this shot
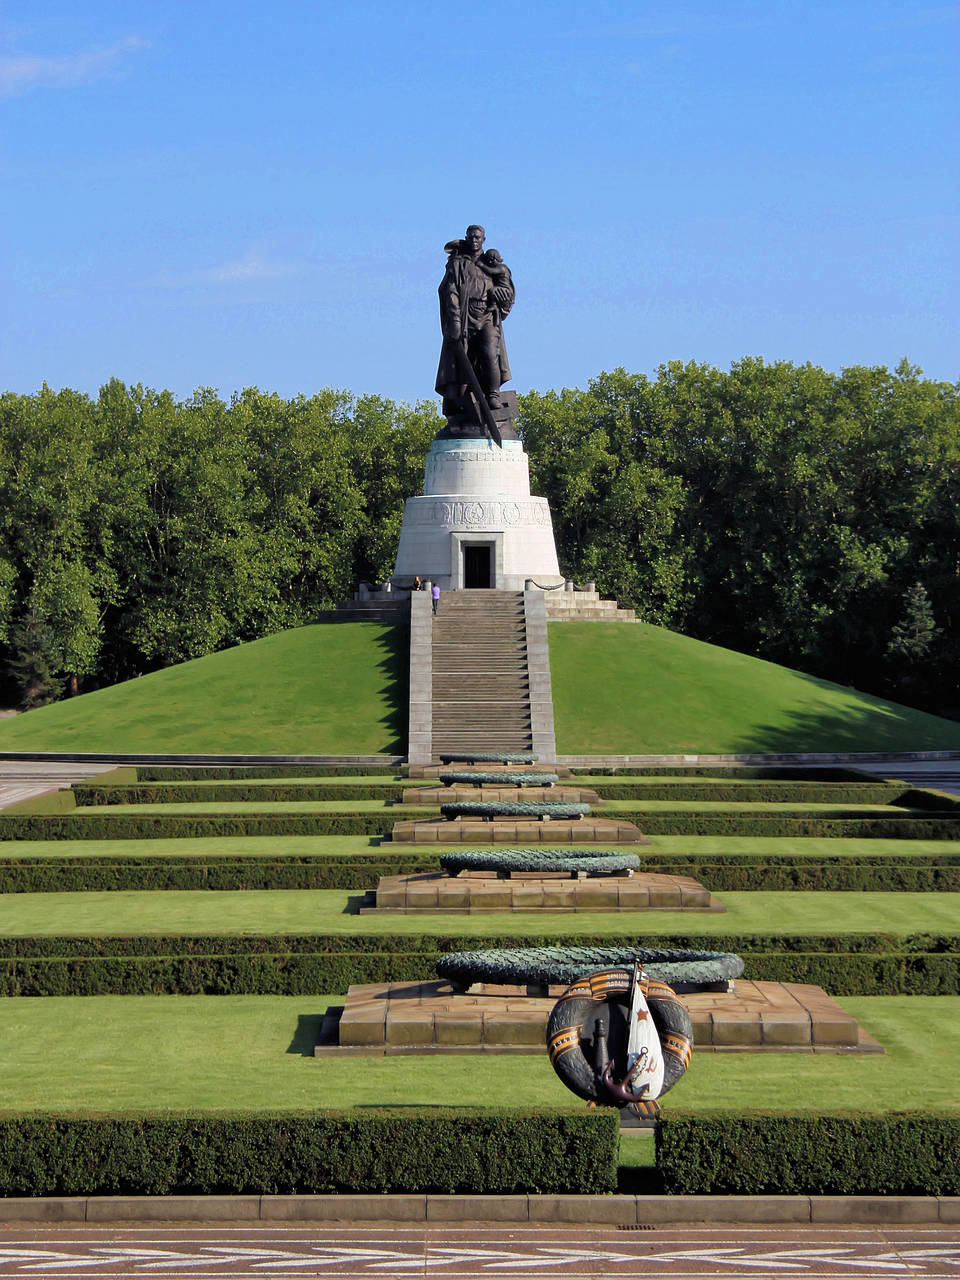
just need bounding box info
[0,1224,955,1277]
[0,761,119,811]
[857,759,960,798]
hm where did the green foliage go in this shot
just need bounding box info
[589,783,904,803]
[0,851,956,894]
[657,1112,960,1194]
[3,361,958,714]
[0,812,411,840]
[520,359,960,711]
[0,1109,617,1195]
[0,853,439,894]
[2,946,955,996]
[0,382,439,698]
[73,783,406,805]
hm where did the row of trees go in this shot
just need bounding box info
[0,382,438,706]
[1,358,957,713]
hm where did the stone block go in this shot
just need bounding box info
[385,1008,435,1046]
[437,881,471,909]
[510,883,545,910]
[435,1015,483,1045]
[0,1198,86,1221]
[529,1195,637,1225]
[339,1006,387,1046]
[712,1013,762,1046]
[811,1196,939,1223]
[262,1194,427,1221]
[616,881,651,909]
[635,1195,810,1224]
[85,1196,260,1221]
[427,1194,529,1221]
[483,1009,546,1045]
[646,883,682,908]
[405,883,440,909]
[760,1010,812,1045]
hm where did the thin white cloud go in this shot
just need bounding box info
[0,35,146,96]
[146,251,313,290]
[215,253,295,283]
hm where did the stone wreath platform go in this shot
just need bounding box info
[317,980,882,1056]
[364,870,723,913]
[402,786,601,804]
[406,763,576,779]
[390,817,647,844]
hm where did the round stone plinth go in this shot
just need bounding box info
[392,438,563,590]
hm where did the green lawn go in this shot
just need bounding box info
[0,624,406,755]
[549,621,960,754]
[0,994,954,1115]
[0,889,956,937]
[648,836,960,858]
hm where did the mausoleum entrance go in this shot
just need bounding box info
[463,544,493,589]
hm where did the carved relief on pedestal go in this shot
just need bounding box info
[428,499,548,527]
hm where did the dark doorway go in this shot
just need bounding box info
[463,545,492,588]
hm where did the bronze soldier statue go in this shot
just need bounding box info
[435,225,518,443]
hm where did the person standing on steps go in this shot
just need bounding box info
[431,582,440,615]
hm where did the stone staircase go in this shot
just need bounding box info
[431,590,533,756]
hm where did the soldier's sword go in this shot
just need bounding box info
[453,341,502,447]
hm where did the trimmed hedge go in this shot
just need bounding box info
[635,853,960,893]
[73,783,411,805]
[657,1112,960,1194]
[589,783,904,803]
[0,930,954,958]
[0,854,442,894]
[604,812,960,838]
[136,766,402,779]
[0,852,956,894]
[0,1109,618,1195]
[0,812,434,840]
[571,767,880,780]
[0,939,957,995]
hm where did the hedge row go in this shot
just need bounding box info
[590,783,904,803]
[0,855,440,894]
[72,783,411,805]
[0,949,957,995]
[611,813,960,838]
[571,767,878,780]
[0,1109,617,1195]
[657,1112,960,1194]
[0,853,957,894]
[136,766,401,780]
[0,812,433,840]
[0,930,954,958]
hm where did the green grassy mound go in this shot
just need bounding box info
[549,621,960,753]
[0,624,406,755]
[0,995,954,1114]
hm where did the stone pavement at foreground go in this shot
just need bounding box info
[323,979,881,1054]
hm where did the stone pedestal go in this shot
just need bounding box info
[392,438,563,591]
[320,980,883,1055]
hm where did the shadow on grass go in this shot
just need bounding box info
[728,678,960,755]
[287,1013,324,1055]
[342,895,365,915]
[373,624,408,754]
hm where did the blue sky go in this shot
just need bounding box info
[2,1,957,403]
